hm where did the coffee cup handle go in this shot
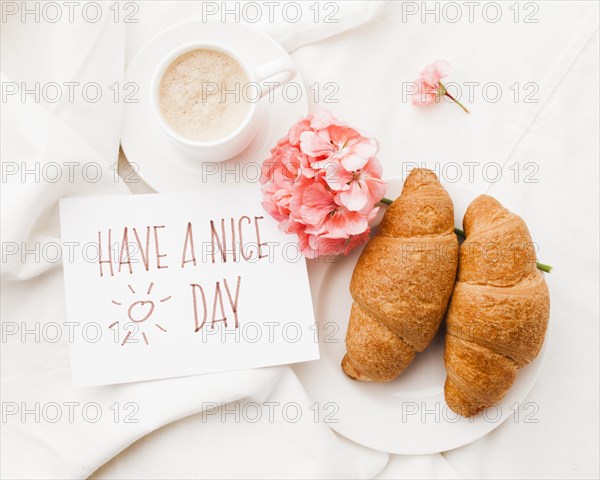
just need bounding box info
[253,57,297,99]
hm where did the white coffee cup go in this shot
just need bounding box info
[150,41,296,163]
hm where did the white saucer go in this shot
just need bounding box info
[294,178,551,455]
[122,21,308,192]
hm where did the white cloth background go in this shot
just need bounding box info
[1,1,598,479]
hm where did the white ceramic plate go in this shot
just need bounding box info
[122,21,308,192]
[294,178,551,455]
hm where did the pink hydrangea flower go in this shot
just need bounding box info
[338,157,386,212]
[260,110,386,258]
[300,126,377,171]
[412,60,469,113]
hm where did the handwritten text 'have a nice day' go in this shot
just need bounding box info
[96,216,269,332]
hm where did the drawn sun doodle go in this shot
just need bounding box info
[109,283,172,346]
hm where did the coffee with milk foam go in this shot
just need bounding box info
[158,49,251,142]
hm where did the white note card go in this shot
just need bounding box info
[59,187,319,386]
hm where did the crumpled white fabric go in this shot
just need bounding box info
[1,1,598,479]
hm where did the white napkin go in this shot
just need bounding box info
[122,1,391,64]
[91,367,391,479]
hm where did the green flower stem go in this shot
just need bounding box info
[439,81,470,114]
[535,262,553,273]
[379,199,552,273]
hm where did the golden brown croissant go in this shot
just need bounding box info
[444,194,550,416]
[342,169,458,382]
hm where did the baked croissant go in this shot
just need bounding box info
[342,169,458,382]
[444,194,550,416]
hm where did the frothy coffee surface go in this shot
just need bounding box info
[158,49,250,142]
